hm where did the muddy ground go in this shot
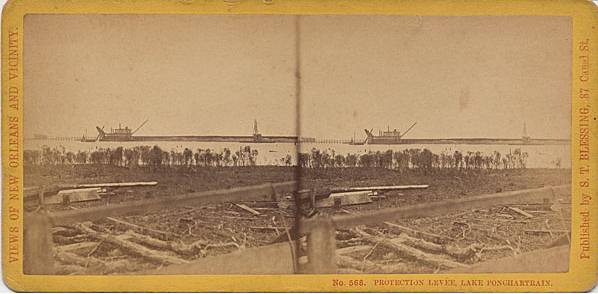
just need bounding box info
[25,165,571,274]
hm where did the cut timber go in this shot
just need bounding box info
[353,228,466,269]
[507,207,534,218]
[331,185,428,193]
[234,203,261,216]
[76,223,188,265]
[316,191,372,208]
[106,217,179,241]
[384,221,453,244]
[60,181,158,189]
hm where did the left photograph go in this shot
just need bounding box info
[23,14,300,275]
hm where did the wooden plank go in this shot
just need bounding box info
[301,185,569,233]
[234,203,261,216]
[330,184,428,193]
[507,206,534,218]
[46,181,297,226]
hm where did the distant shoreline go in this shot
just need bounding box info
[26,136,570,146]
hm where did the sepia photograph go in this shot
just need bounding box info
[23,14,572,276]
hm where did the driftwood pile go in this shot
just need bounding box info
[333,200,571,274]
[333,225,479,274]
[51,201,293,275]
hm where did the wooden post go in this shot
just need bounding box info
[23,212,54,274]
[37,186,45,207]
[306,216,336,273]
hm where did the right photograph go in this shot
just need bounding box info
[295,15,572,274]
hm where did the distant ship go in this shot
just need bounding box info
[81,120,298,143]
[363,122,417,144]
[360,122,568,145]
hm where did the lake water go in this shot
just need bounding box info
[26,139,570,168]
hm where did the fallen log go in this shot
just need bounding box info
[54,251,106,269]
[383,221,453,244]
[106,217,179,241]
[336,255,381,273]
[51,226,81,237]
[53,234,90,245]
[234,203,261,216]
[353,228,466,269]
[76,223,188,265]
[337,237,365,247]
[507,207,534,218]
[204,242,240,251]
[125,230,206,257]
[336,245,373,256]
[336,254,383,273]
[336,254,411,274]
[54,251,134,274]
[55,241,99,254]
[392,233,478,261]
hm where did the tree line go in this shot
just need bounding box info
[24,145,262,168]
[24,145,537,171]
[298,148,531,171]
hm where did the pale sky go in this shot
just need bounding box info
[25,15,571,140]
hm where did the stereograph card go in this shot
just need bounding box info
[1,0,597,292]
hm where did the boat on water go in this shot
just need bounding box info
[358,122,568,146]
[81,120,298,144]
